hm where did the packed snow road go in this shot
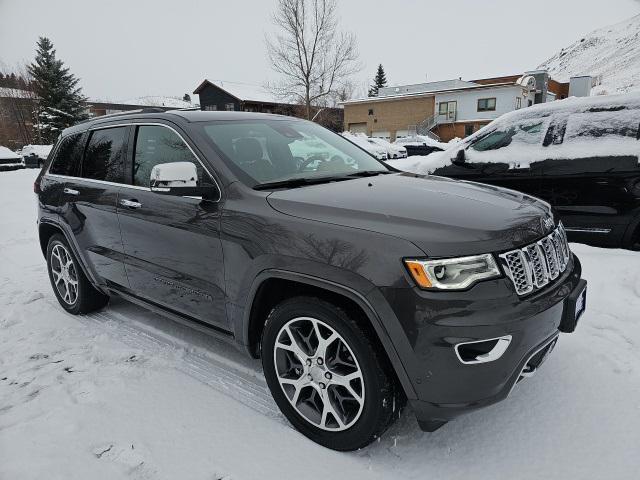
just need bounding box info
[1,169,639,480]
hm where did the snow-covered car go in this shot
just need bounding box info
[398,92,640,250]
[0,146,24,172]
[341,132,388,160]
[19,144,53,168]
[367,137,407,159]
[394,135,449,157]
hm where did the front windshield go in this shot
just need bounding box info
[199,119,389,187]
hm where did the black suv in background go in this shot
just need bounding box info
[36,110,587,451]
[430,93,640,250]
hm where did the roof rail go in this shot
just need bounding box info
[77,107,167,124]
[167,106,201,112]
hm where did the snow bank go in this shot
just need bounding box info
[1,170,640,479]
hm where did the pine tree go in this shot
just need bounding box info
[28,37,88,143]
[368,64,388,97]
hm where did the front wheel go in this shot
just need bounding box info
[261,296,402,451]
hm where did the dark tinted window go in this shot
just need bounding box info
[49,133,83,176]
[82,127,127,182]
[133,126,203,188]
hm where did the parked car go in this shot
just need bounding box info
[394,134,448,157]
[423,93,640,250]
[0,146,24,172]
[367,136,407,159]
[36,110,586,451]
[341,131,388,160]
[20,144,53,168]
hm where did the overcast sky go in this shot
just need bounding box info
[0,0,638,102]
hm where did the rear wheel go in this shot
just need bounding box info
[46,234,109,314]
[261,296,402,451]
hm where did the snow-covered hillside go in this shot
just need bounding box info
[1,170,640,479]
[539,14,640,95]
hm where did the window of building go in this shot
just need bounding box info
[515,97,522,110]
[225,103,235,111]
[477,98,497,112]
[368,108,374,116]
[438,102,448,115]
[464,124,474,137]
[133,125,204,188]
[205,105,217,111]
[49,133,83,176]
[82,127,127,183]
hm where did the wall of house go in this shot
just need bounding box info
[343,95,435,141]
[433,121,491,142]
[434,86,532,124]
[198,85,241,111]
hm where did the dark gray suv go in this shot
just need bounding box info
[35,110,587,451]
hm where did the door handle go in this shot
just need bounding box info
[120,199,142,209]
[63,187,79,196]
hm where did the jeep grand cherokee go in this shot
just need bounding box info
[35,110,587,451]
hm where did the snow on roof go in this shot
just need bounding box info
[377,79,478,97]
[121,96,196,108]
[20,145,53,158]
[199,80,281,104]
[0,146,21,160]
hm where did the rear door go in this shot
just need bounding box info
[58,125,130,288]
[116,123,228,329]
[538,108,640,245]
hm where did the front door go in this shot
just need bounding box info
[117,123,228,329]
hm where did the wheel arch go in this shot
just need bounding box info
[38,218,106,293]
[241,270,417,400]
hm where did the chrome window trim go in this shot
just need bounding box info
[564,227,611,234]
[44,122,222,202]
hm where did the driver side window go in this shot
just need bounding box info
[470,120,545,152]
[133,125,204,188]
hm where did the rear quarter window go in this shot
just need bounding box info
[49,133,84,176]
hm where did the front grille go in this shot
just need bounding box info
[499,223,571,296]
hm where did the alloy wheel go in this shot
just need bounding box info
[50,244,79,305]
[273,316,365,431]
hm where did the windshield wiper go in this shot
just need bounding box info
[344,170,393,178]
[253,176,351,190]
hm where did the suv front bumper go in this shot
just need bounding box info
[378,254,584,430]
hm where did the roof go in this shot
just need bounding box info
[377,79,478,97]
[343,81,520,105]
[193,79,281,104]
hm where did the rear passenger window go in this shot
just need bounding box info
[133,125,204,188]
[82,127,127,183]
[49,133,83,176]
[565,110,640,141]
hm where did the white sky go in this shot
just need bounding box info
[0,0,638,102]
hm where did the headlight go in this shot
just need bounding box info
[405,254,501,290]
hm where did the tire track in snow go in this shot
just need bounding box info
[50,299,284,422]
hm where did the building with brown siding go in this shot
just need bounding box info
[342,70,591,142]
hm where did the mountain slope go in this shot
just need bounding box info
[538,14,640,95]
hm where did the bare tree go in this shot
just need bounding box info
[266,0,361,120]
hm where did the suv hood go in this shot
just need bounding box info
[266,173,554,257]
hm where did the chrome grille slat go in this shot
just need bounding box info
[499,223,571,296]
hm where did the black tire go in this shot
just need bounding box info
[261,296,402,451]
[46,233,109,314]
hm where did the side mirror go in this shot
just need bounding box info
[452,149,466,165]
[150,162,219,200]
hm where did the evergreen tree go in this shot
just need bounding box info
[183,93,191,102]
[368,64,388,97]
[28,37,88,143]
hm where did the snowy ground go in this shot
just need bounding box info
[1,169,639,480]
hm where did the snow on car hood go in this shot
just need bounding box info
[266,172,554,257]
